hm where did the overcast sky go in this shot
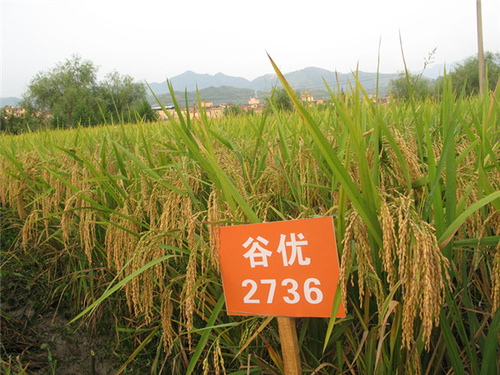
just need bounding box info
[2,0,499,98]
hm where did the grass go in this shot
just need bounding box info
[1,62,499,374]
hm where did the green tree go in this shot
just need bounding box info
[266,87,294,111]
[1,107,25,134]
[97,71,146,123]
[22,54,98,125]
[224,105,243,116]
[134,98,158,122]
[449,51,500,95]
[1,107,46,134]
[390,72,431,101]
[72,101,97,126]
[21,55,147,129]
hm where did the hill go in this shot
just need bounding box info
[146,67,399,105]
[148,67,398,94]
[1,97,22,107]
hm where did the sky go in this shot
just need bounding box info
[1,0,499,98]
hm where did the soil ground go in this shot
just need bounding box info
[1,261,117,374]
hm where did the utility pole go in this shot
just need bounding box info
[476,0,485,95]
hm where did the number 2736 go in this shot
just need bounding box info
[242,278,323,305]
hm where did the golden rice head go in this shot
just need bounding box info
[178,155,202,194]
[70,167,97,265]
[21,209,40,252]
[379,191,398,289]
[213,338,226,375]
[140,175,149,204]
[159,190,186,249]
[253,156,285,195]
[202,356,210,375]
[22,151,42,217]
[146,183,161,230]
[340,210,384,311]
[67,164,81,202]
[456,177,480,241]
[239,318,258,349]
[126,197,164,323]
[160,287,174,354]
[0,161,10,208]
[339,213,354,313]
[62,164,95,253]
[380,128,423,190]
[207,188,222,271]
[406,346,423,375]
[354,213,384,308]
[52,167,64,207]
[61,194,78,247]
[130,230,160,325]
[455,176,480,282]
[105,201,141,313]
[378,191,450,351]
[79,207,96,265]
[492,241,500,314]
[181,211,199,350]
[40,168,53,239]
[396,195,412,282]
[12,178,27,220]
[490,210,500,313]
[400,200,450,351]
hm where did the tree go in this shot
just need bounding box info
[21,55,147,128]
[390,72,431,101]
[135,98,158,122]
[1,107,26,134]
[449,51,500,95]
[266,87,294,111]
[224,105,243,117]
[22,54,98,126]
[97,71,146,123]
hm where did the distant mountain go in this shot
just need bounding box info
[147,67,398,98]
[148,71,254,93]
[1,97,22,107]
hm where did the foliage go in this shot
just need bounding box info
[19,55,148,131]
[1,107,27,134]
[449,51,500,95]
[390,72,431,100]
[223,104,243,116]
[1,65,499,374]
[1,107,47,134]
[134,98,159,122]
[22,55,98,124]
[262,86,295,111]
[270,87,294,111]
[95,71,146,123]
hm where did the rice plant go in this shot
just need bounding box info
[1,61,499,374]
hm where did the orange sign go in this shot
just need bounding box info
[217,217,345,318]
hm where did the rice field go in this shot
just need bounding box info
[1,67,499,374]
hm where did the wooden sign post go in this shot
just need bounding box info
[217,217,345,374]
[277,317,301,374]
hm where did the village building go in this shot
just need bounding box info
[2,106,26,117]
[370,95,395,105]
[248,97,260,107]
[153,96,265,120]
[301,92,314,106]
